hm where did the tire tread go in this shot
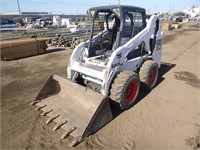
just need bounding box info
[110,70,139,109]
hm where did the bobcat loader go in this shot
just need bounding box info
[31,5,163,147]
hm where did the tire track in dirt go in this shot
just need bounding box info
[174,71,200,88]
[85,134,136,150]
[185,124,200,150]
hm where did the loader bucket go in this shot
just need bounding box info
[31,74,113,147]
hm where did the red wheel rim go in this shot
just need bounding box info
[125,80,139,104]
[148,66,158,88]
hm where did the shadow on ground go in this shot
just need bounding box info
[45,48,66,54]
[110,62,176,118]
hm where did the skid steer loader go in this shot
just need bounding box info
[31,5,163,147]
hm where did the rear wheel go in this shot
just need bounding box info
[110,71,140,110]
[139,60,159,90]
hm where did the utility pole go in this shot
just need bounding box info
[17,0,21,14]
[118,0,120,6]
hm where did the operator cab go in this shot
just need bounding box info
[87,5,146,58]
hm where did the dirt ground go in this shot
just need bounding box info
[1,21,200,150]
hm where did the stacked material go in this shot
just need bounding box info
[0,38,48,61]
[171,23,181,29]
[47,34,71,47]
[70,37,84,48]
[47,34,84,48]
[0,28,71,41]
[162,21,172,30]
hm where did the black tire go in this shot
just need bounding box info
[139,60,159,90]
[110,70,140,110]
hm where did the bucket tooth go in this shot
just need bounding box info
[69,136,81,147]
[61,127,76,139]
[32,75,113,146]
[30,100,41,106]
[35,105,46,111]
[45,115,59,124]
[41,109,53,116]
[53,120,67,131]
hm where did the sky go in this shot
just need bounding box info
[0,0,199,14]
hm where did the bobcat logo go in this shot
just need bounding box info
[116,52,122,59]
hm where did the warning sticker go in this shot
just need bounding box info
[156,39,162,50]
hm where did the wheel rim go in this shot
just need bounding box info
[125,80,139,104]
[148,66,158,88]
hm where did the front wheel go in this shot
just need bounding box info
[110,71,140,110]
